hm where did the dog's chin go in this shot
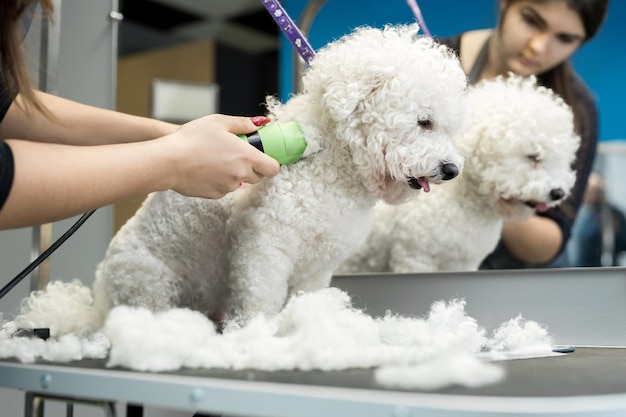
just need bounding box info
[378,181,419,205]
[496,198,537,221]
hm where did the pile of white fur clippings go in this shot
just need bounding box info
[0,287,557,391]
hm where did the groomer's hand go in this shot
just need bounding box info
[162,114,280,199]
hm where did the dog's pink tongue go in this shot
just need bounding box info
[536,203,548,212]
[419,178,430,193]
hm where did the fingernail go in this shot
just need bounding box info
[251,116,271,126]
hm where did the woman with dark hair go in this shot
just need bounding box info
[0,0,279,230]
[437,0,610,269]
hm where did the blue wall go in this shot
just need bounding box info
[279,0,626,141]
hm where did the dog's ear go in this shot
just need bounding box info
[309,23,419,122]
[319,70,392,122]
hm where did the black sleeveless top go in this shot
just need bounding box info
[0,69,15,212]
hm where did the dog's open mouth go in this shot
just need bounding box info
[524,201,549,212]
[407,177,430,192]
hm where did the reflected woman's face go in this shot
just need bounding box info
[498,1,586,76]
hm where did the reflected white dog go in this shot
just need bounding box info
[338,74,580,273]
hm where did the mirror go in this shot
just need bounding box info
[116,0,626,273]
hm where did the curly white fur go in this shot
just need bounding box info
[92,24,467,328]
[337,74,580,273]
[11,24,467,334]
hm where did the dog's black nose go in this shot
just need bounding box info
[441,163,459,180]
[550,188,565,201]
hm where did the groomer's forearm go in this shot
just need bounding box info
[0,139,172,229]
[501,216,563,265]
[38,92,180,144]
[0,91,178,145]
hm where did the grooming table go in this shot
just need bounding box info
[1,267,625,416]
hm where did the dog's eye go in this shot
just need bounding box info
[417,119,433,130]
[527,154,541,163]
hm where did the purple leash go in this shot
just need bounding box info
[406,0,432,37]
[261,0,431,64]
[261,0,317,65]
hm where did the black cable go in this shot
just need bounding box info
[0,210,96,300]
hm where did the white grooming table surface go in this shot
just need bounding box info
[2,267,626,416]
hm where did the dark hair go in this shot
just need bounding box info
[1,0,54,117]
[499,0,609,42]
[498,0,609,115]
[562,0,609,41]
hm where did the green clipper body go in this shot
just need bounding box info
[238,121,306,165]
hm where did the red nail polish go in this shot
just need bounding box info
[251,116,271,126]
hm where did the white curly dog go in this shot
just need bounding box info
[12,24,467,335]
[337,74,580,274]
